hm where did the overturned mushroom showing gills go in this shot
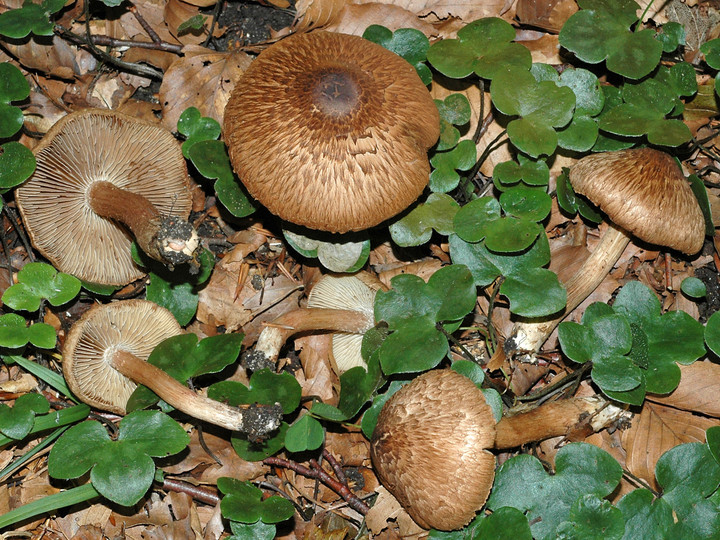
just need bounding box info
[16,109,200,286]
[371,370,628,530]
[64,300,282,438]
[507,148,705,357]
[223,31,440,233]
[243,273,380,372]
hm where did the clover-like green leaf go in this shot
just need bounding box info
[362,26,431,85]
[493,156,550,191]
[360,379,407,438]
[0,63,30,141]
[389,193,460,247]
[375,265,476,374]
[613,281,705,392]
[231,422,289,462]
[0,0,65,38]
[500,187,552,223]
[177,107,222,158]
[427,17,532,80]
[48,411,189,506]
[312,354,382,422]
[0,313,56,350]
[491,66,575,157]
[2,262,81,312]
[208,369,301,415]
[701,38,720,70]
[188,139,256,218]
[559,0,663,79]
[434,94,472,151]
[656,442,720,537]
[429,139,476,193]
[449,233,566,317]
[228,520,276,540]
[708,426,720,466]
[127,332,246,411]
[218,477,294,523]
[706,311,720,359]
[681,277,706,299]
[136,246,214,325]
[283,227,370,273]
[555,494,625,539]
[488,443,623,540]
[0,141,36,190]
[657,21,685,52]
[0,393,50,440]
[616,488,674,540]
[555,170,603,224]
[285,414,325,453]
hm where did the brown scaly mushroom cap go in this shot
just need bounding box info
[371,369,496,531]
[223,31,441,233]
[569,147,705,255]
[507,147,706,357]
[16,109,198,286]
[63,299,182,414]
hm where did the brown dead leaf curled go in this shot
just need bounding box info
[353,0,516,25]
[647,361,720,417]
[294,0,347,31]
[159,45,252,130]
[164,0,213,45]
[515,0,577,33]
[324,3,436,36]
[2,34,82,79]
[622,401,718,490]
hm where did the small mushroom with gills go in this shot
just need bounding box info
[63,299,282,439]
[223,31,440,234]
[506,148,706,357]
[243,272,383,372]
[371,369,628,530]
[16,109,201,286]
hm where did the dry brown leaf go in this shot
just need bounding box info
[515,0,577,33]
[377,259,443,287]
[295,0,347,31]
[324,3,436,36]
[353,0,515,24]
[2,34,82,79]
[165,0,212,45]
[325,431,372,468]
[520,32,563,65]
[159,45,252,130]
[296,334,338,404]
[647,361,720,417]
[366,486,428,537]
[622,401,719,490]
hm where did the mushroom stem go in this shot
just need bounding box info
[88,181,200,270]
[507,223,631,356]
[494,396,627,449]
[112,350,282,437]
[244,307,375,371]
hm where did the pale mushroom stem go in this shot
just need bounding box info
[494,396,627,449]
[507,223,631,357]
[88,181,200,270]
[112,350,282,436]
[244,307,375,371]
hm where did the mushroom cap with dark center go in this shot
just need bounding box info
[569,148,705,255]
[223,31,441,233]
[16,109,193,286]
[63,299,182,414]
[370,369,496,531]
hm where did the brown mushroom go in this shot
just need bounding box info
[370,369,628,530]
[507,148,706,357]
[63,299,282,438]
[243,272,383,372]
[16,109,201,286]
[223,31,440,233]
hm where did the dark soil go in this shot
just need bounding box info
[215,0,295,48]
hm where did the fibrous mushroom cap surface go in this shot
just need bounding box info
[63,299,183,414]
[223,31,440,233]
[568,147,705,255]
[370,369,496,531]
[16,108,193,286]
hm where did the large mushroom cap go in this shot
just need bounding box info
[370,369,496,531]
[63,299,182,414]
[16,109,193,286]
[223,31,440,234]
[569,148,705,255]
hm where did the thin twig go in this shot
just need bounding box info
[161,477,221,505]
[515,362,592,402]
[203,0,225,48]
[56,25,183,54]
[128,2,162,44]
[264,455,370,515]
[1,196,34,263]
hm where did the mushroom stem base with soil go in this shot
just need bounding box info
[506,223,631,358]
[112,350,282,438]
[243,307,375,371]
[88,181,200,271]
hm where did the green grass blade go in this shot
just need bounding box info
[0,483,99,530]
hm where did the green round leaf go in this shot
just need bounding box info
[681,277,707,299]
[285,415,325,453]
[0,141,36,188]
